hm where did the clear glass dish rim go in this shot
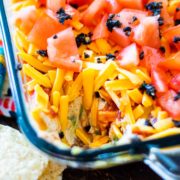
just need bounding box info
[1,0,180,162]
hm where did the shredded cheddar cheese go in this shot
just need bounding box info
[12,0,180,149]
[23,64,51,88]
[82,68,96,110]
[59,95,69,132]
[18,52,52,73]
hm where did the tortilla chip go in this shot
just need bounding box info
[0,125,66,179]
[39,161,65,180]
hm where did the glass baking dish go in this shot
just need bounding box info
[0,0,180,178]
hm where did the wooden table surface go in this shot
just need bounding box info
[0,117,161,180]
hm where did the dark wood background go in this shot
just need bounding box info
[0,117,161,180]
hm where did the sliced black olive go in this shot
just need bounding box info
[84,125,91,132]
[132,16,138,22]
[146,2,163,16]
[158,17,164,26]
[174,92,180,101]
[106,14,121,32]
[16,63,22,71]
[97,58,102,63]
[139,51,144,60]
[106,54,116,61]
[173,36,180,43]
[75,33,92,47]
[56,8,72,24]
[123,26,131,36]
[176,7,180,12]
[84,52,90,59]
[95,91,100,98]
[37,50,48,57]
[53,34,58,39]
[58,131,64,139]
[139,82,156,99]
[144,119,153,127]
[159,46,166,53]
[70,3,79,9]
[173,120,180,127]
[175,19,180,26]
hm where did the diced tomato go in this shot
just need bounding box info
[151,67,168,93]
[65,4,80,21]
[163,25,180,50]
[117,43,140,68]
[159,52,180,71]
[139,47,168,93]
[47,0,66,13]
[46,3,79,20]
[148,0,173,26]
[13,6,39,35]
[158,90,180,120]
[92,15,109,40]
[28,12,65,49]
[142,0,148,5]
[117,0,144,10]
[133,16,161,48]
[116,9,148,28]
[47,4,80,25]
[140,46,164,72]
[67,0,93,6]
[38,0,46,6]
[160,0,174,26]
[106,0,122,13]
[169,73,180,92]
[80,0,108,26]
[47,27,81,72]
[109,28,131,48]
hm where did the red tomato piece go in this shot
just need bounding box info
[65,4,80,21]
[47,0,66,13]
[80,0,108,26]
[38,0,46,6]
[28,12,66,49]
[47,4,80,25]
[13,6,39,35]
[109,28,131,48]
[158,90,180,120]
[151,67,168,93]
[148,0,173,26]
[67,0,93,6]
[117,0,144,10]
[140,46,164,72]
[92,15,109,40]
[133,16,161,48]
[116,9,148,28]
[163,25,180,50]
[106,0,122,14]
[47,27,81,72]
[169,73,180,92]
[139,47,168,93]
[134,17,160,48]
[159,52,180,71]
[117,43,140,68]
[160,0,174,26]
[142,0,148,5]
